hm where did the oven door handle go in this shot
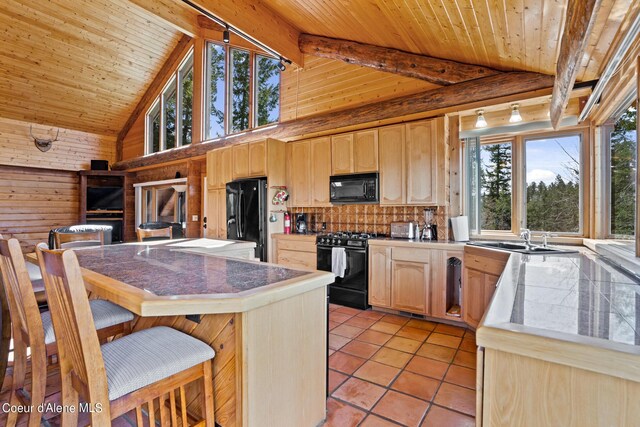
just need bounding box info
[345,248,366,253]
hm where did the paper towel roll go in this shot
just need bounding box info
[450,216,470,242]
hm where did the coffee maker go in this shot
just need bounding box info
[295,213,308,234]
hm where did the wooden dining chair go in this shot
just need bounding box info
[0,238,134,427]
[35,245,216,426]
[53,229,104,249]
[136,226,172,242]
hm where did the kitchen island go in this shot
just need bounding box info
[476,250,640,426]
[30,240,334,427]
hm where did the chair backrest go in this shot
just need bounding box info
[136,227,172,242]
[54,230,104,249]
[35,244,110,410]
[0,237,45,350]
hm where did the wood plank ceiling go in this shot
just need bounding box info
[263,0,631,82]
[0,0,183,136]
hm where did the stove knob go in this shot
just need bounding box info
[332,238,337,245]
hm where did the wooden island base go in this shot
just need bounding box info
[129,286,327,427]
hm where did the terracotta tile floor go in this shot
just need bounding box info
[326,304,476,427]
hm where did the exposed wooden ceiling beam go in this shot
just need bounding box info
[116,35,193,159]
[550,0,603,129]
[128,0,199,37]
[196,15,224,32]
[184,0,303,66]
[299,34,501,86]
[113,71,553,170]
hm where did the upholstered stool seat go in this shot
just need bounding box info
[41,299,134,345]
[102,326,215,400]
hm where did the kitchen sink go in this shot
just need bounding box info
[469,241,579,255]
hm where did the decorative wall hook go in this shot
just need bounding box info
[29,125,59,152]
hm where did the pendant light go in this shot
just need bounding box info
[509,104,523,123]
[475,110,487,128]
[223,26,230,44]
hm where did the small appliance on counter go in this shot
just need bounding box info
[295,213,308,233]
[390,221,419,239]
[421,208,438,241]
[450,215,469,242]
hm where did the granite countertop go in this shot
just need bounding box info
[477,249,640,380]
[368,238,465,250]
[35,239,334,316]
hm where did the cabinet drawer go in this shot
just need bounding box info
[276,239,317,253]
[464,253,508,277]
[391,247,430,263]
[276,250,317,270]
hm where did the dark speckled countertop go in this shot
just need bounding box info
[73,242,311,297]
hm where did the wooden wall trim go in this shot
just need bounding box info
[299,34,501,85]
[114,71,554,170]
[116,35,193,160]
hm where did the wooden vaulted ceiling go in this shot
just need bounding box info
[0,0,183,136]
[265,0,632,82]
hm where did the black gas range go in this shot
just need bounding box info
[316,232,386,309]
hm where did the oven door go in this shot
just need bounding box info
[317,246,367,291]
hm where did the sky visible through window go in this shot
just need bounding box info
[525,135,580,185]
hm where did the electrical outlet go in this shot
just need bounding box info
[192,215,199,221]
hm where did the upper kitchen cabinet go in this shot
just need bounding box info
[331,130,379,175]
[207,147,233,189]
[232,143,250,179]
[286,137,331,207]
[379,124,406,205]
[248,140,268,177]
[379,118,447,206]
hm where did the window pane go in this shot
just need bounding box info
[206,43,226,138]
[525,135,581,233]
[148,103,160,154]
[480,142,512,230]
[181,66,193,145]
[164,83,177,149]
[229,48,250,133]
[610,106,637,238]
[465,137,480,233]
[255,55,280,126]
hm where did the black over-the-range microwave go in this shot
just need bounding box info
[329,173,379,204]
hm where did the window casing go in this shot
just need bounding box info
[465,129,588,237]
[204,42,280,139]
[145,50,194,154]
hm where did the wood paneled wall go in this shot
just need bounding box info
[0,117,116,170]
[280,55,438,121]
[0,165,79,252]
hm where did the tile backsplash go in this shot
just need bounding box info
[290,205,448,241]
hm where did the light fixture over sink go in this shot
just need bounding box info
[475,110,487,128]
[509,104,523,123]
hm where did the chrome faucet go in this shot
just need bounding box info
[541,231,556,248]
[520,228,534,250]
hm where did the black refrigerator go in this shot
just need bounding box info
[226,178,268,261]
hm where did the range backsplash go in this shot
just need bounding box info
[290,205,448,240]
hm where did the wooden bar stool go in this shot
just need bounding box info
[53,229,104,249]
[136,226,172,242]
[35,245,216,426]
[0,238,134,427]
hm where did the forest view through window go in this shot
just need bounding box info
[609,106,637,238]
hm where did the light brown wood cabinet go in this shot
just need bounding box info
[368,246,392,307]
[248,140,267,177]
[331,130,379,175]
[205,188,226,239]
[286,137,331,207]
[379,125,406,205]
[378,118,446,206]
[429,250,464,322]
[206,147,233,189]
[462,246,509,328]
[232,143,249,179]
[273,234,317,270]
[391,260,430,314]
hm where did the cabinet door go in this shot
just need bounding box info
[286,141,311,206]
[354,130,379,172]
[331,133,354,175]
[248,140,267,177]
[379,125,406,205]
[232,143,249,179]
[310,137,331,206]
[369,246,391,307]
[406,120,438,205]
[206,150,217,189]
[391,260,429,315]
[430,250,448,319]
[219,147,233,187]
[206,188,220,238]
[462,268,498,328]
[215,188,227,239]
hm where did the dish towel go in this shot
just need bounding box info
[331,247,347,278]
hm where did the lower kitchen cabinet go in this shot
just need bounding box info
[462,246,509,328]
[205,188,226,239]
[391,260,430,315]
[273,234,317,270]
[369,245,391,307]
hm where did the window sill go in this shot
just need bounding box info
[470,233,584,247]
[583,239,640,276]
